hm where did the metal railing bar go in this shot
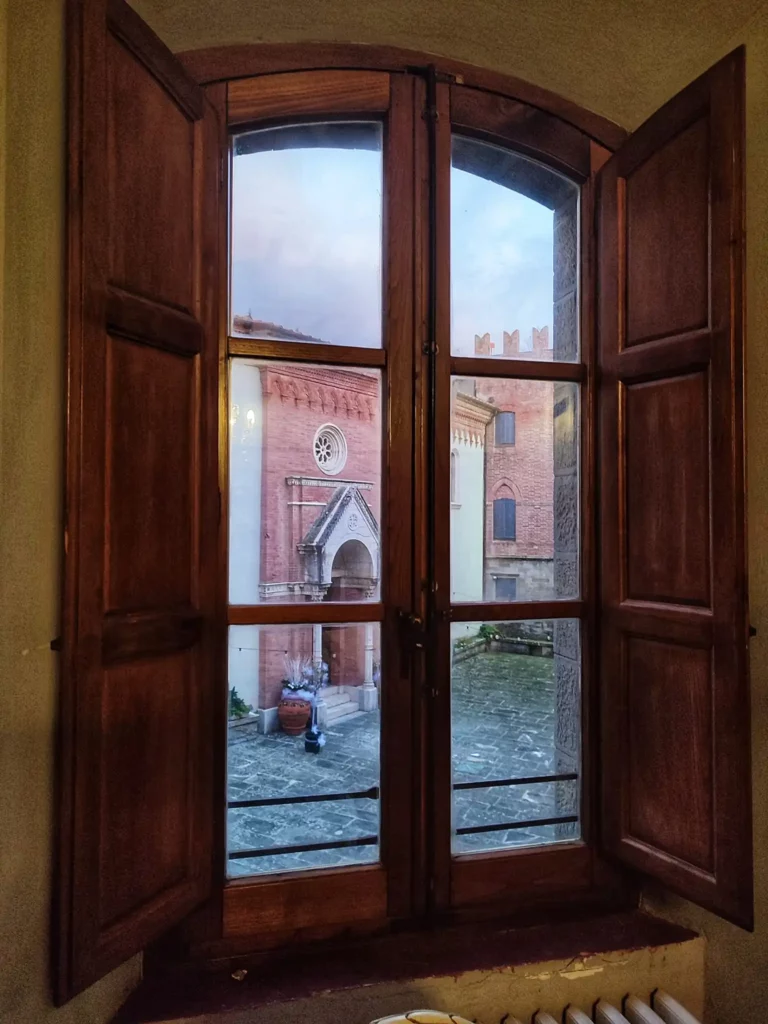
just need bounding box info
[455,814,578,836]
[453,772,578,792]
[228,835,378,859]
[228,786,380,810]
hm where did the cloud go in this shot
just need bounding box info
[231,147,382,347]
[451,167,555,355]
[230,146,559,354]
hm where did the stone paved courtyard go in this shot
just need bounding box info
[227,648,579,876]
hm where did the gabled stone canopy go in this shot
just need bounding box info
[298,485,380,593]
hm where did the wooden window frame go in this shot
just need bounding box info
[211,70,419,948]
[164,59,628,965]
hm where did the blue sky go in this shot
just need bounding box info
[231,143,554,353]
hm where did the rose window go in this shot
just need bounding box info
[313,424,347,475]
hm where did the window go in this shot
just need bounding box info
[59,18,751,1000]
[493,497,517,540]
[495,411,516,445]
[313,423,349,475]
[494,576,518,600]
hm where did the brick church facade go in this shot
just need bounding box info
[229,314,557,729]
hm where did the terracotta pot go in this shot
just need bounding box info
[278,698,311,735]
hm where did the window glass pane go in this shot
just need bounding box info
[451,135,579,361]
[229,359,382,605]
[450,377,579,602]
[227,622,381,876]
[451,619,581,854]
[495,576,517,601]
[231,122,383,348]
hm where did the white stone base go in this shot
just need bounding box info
[258,706,279,734]
[357,682,379,712]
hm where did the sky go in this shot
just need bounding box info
[231,140,556,354]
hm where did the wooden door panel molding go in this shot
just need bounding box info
[227,69,391,125]
[106,0,204,120]
[623,635,714,872]
[102,607,204,663]
[223,866,387,937]
[104,336,196,612]
[610,329,712,383]
[624,116,710,347]
[57,0,220,1001]
[106,285,204,356]
[623,372,711,608]
[107,31,197,311]
[598,47,751,928]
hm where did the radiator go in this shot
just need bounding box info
[372,991,702,1024]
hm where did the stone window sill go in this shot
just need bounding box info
[114,912,698,1023]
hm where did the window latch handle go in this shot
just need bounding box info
[397,611,426,676]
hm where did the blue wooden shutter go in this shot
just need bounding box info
[493,498,516,539]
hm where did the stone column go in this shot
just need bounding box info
[358,622,378,712]
[552,192,581,837]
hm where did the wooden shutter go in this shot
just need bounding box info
[597,48,751,927]
[56,0,221,1000]
[495,411,516,445]
[493,498,517,540]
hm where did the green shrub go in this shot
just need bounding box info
[229,686,252,719]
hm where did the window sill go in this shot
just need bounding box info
[114,912,698,1023]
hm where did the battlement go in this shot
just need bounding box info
[474,326,552,360]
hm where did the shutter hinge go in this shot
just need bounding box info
[50,636,62,652]
[749,623,757,638]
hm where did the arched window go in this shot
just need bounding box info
[450,449,459,502]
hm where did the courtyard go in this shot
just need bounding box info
[227,649,579,876]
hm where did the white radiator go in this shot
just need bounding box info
[372,992,702,1024]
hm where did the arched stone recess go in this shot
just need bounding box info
[491,478,522,501]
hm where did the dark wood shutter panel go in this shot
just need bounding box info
[495,411,516,445]
[597,48,751,928]
[57,0,221,1000]
[493,498,516,540]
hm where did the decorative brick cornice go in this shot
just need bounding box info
[452,392,496,446]
[262,365,378,419]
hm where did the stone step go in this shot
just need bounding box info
[324,700,359,725]
[322,688,352,707]
[326,707,363,727]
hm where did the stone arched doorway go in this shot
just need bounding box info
[326,538,376,601]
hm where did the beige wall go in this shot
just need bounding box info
[2,0,767,1021]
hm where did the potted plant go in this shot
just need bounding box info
[277,655,328,735]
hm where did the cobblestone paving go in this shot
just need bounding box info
[227,650,579,877]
